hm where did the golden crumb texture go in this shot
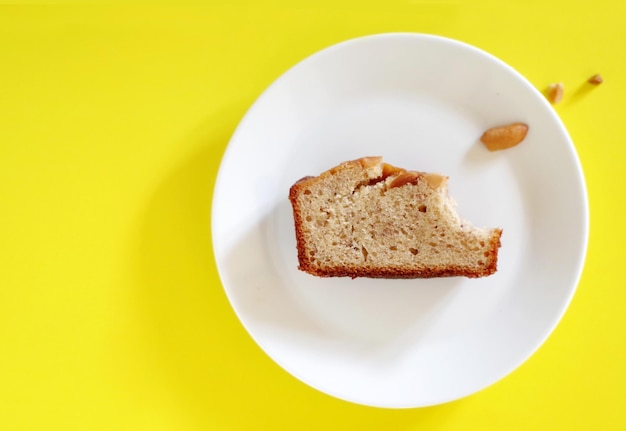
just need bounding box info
[288,157,502,279]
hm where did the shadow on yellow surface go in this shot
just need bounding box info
[130,105,464,428]
[540,79,600,107]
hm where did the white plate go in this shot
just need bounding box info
[212,33,588,408]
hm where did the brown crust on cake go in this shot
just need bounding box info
[289,181,312,274]
[295,263,496,279]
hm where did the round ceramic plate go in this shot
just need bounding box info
[212,33,588,408]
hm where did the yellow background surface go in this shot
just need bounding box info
[1,3,624,430]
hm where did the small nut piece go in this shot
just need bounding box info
[389,171,421,188]
[588,74,603,85]
[423,173,446,190]
[381,163,406,179]
[359,157,382,169]
[546,82,564,104]
[480,122,529,151]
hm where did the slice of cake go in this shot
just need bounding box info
[288,157,502,279]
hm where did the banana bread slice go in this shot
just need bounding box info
[288,157,502,278]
